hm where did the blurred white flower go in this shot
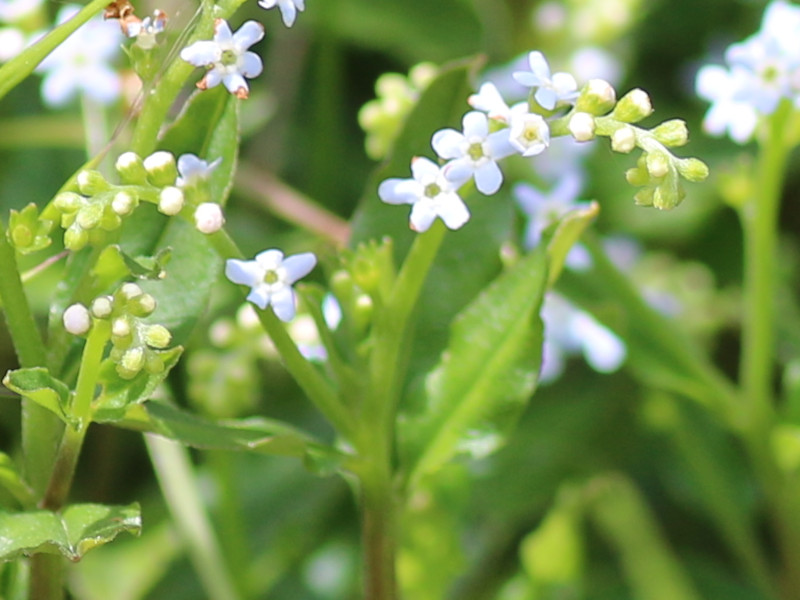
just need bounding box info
[0,27,26,61]
[176,154,222,188]
[513,172,583,250]
[0,0,43,22]
[36,4,122,107]
[513,51,579,110]
[257,0,305,27]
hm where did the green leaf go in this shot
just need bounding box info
[0,503,141,561]
[400,245,549,484]
[0,453,36,509]
[95,401,347,471]
[546,201,599,287]
[2,367,73,426]
[92,347,184,422]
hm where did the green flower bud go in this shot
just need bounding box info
[100,205,123,231]
[676,157,709,182]
[611,126,636,153]
[76,202,104,230]
[574,78,616,115]
[645,151,670,179]
[64,224,89,251]
[145,353,166,375]
[634,187,655,207]
[91,295,114,318]
[10,223,32,248]
[117,346,145,379]
[77,170,110,195]
[54,192,84,213]
[143,151,178,187]
[611,88,653,123]
[112,191,138,216]
[144,324,172,349]
[651,119,689,147]
[129,293,157,317]
[116,152,148,184]
[653,179,685,211]
[625,164,649,187]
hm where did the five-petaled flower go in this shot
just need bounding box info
[513,50,579,110]
[378,157,470,232]
[257,0,305,27]
[180,19,264,99]
[176,153,222,188]
[432,111,516,195]
[225,249,317,322]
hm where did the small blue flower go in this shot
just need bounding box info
[225,249,316,322]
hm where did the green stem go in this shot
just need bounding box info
[740,101,791,433]
[360,462,397,600]
[146,434,242,600]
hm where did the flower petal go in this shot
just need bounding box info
[409,201,437,232]
[180,41,221,66]
[474,161,503,195]
[246,286,270,310]
[431,128,464,159]
[282,252,317,283]
[239,52,264,78]
[271,287,297,321]
[226,259,263,286]
[233,20,265,50]
[436,193,470,230]
[378,178,420,205]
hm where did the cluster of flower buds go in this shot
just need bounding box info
[50,150,225,251]
[6,203,54,254]
[358,62,438,160]
[63,282,174,379]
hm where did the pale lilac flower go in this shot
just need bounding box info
[225,249,317,322]
[378,157,469,232]
[180,19,264,99]
[122,10,167,50]
[513,172,583,250]
[433,111,516,195]
[513,51,579,110]
[507,110,550,157]
[257,0,305,27]
[540,292,626,384]
[695,64,758,143]
[0,27,26,61]
[37,5,122,107]
[176,154,222,187]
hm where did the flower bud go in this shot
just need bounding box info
[634,187,655,207]
[76,202,103,230]
[611,88,653,123]
[145,353,166,375]
[143,151,178,187]
[77,170,110,195]
[645,151,670,179]
[63,303,91,335]
[129,292,157,317]
[676,157,709,182]
[575,79,616,115]
[117,347,145,379]
[568,112,596,142]
[144,324,172,349]
[91,295,114,318]
[112,316,132,339]
[116,152,148,184]
[158,186,184,215]
[64,224,89,251]
[194,202,225,234]
[100,205,123,231]
[54,192,83,214]
[651,119,689,147]
[653,181,685,210]
[625,165,649,187]
[611,126,636,153]
[120,282,143,301]
[112,191,138,216]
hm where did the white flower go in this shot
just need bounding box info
[433,111,516,195]
[513,172,583,249]
[695,64,758,143]
[176,154,222,187]
[468,82,514,120]
[225,249,317,322]
[122,10,167,50]
[257,0,305,27]
[37,5,122,107]
[539,292,626,384]
[507,109,550,156]
[512,51,578,110]
[180,19,264,99]
[0,27,26,62]
[0,0,44,22]
[378,157,470,232]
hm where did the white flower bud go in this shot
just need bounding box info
[77,170,109,195]
[130,293,157,317]
[76,203,103,230]
[54,192,83,214]
[120,282,143,300]
[143,151,179,187]
[91,295,114,318]
[63,303,91,335]
[568,112,596,142]
[612,88,653,123]
[194,202,225,234]
[611,126,637,153]
[112,191,137,216]
[115,152,148,184]
[112,317,132,338]
[575,78,616,115]
[158,186,184,215]
[646,152,670,179]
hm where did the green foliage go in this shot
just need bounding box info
[0,503,141,562]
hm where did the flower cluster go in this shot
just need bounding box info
[696,0,800,143]
[63,282,175,379]
[46,150,224,251]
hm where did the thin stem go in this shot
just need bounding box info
[740,100,791,432]
[361,463,397,600]
[145,434,242,600]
